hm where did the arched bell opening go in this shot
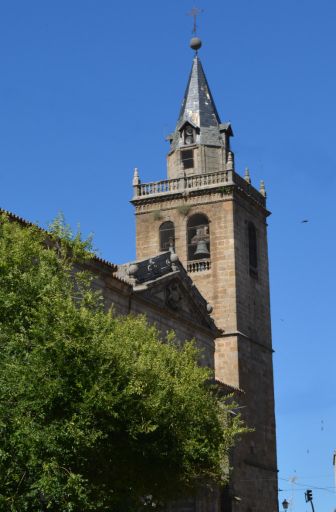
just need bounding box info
[159,221,175,253]
[187,214,211,272]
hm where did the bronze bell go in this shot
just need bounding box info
[194,239,210,257]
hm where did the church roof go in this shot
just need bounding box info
[170,55,224,149]
[0,208,118,272]
[116,252,221,336]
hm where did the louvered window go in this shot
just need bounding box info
[181,149,194,170]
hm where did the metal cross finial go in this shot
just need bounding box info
[187,6,203,35]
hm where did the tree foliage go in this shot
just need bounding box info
[0,214,244,511]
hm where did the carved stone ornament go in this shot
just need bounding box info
[147,258,160,277]
[165,281,183,311]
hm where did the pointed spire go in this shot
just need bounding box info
[167,41,233,178]
[169,55,223,151]
[177,55,221,131]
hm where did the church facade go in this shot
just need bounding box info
[3,37,279,512]
[131,40,278,512]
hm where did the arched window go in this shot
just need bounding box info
[159,221,175,252]
[248,222,258,276]
[187,214,210,262]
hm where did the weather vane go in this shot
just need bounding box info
[187,6,203,35]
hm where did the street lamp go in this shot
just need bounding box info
[282,499,289,510]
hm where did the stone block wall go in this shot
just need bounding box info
[134,192,237,335]
[134,186,279,512]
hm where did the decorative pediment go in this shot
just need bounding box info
[115,252,219,335]
[177,120,199,133]
[165,279,183,311]
[136,274,217,333]
[140,279,203,326]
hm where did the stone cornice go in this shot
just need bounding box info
[220,331,274,353]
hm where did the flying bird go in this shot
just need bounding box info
[301,219,309,223]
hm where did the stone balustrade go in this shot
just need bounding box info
[132,170,265,207]
[187,259,211,273]
[134,171,230,198]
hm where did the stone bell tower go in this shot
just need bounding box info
[132,37,279,512]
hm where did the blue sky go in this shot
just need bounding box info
[0,1,335,510]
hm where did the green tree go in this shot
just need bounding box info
[0,214,244,511]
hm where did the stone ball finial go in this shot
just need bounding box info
[170,253,179,264]
[128,263,138,276]
[190,37,202,51]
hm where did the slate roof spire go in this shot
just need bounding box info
[168,40,231,151]
[177,54,221,131]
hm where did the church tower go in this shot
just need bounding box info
[132,37,278,512]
